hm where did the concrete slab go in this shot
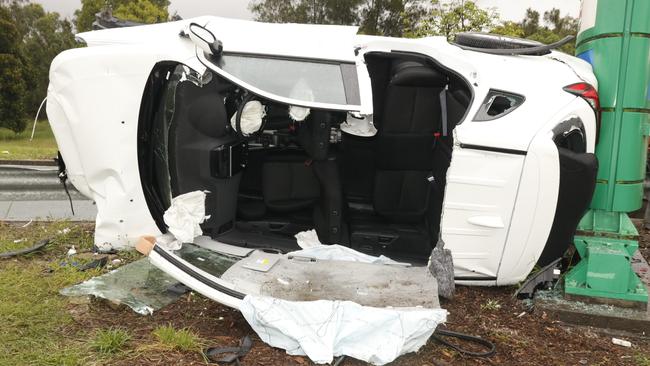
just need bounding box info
[1,200,97,221]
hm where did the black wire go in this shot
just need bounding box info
[61,179,75,216]
[0,239,50,258]
[432,328,496,358]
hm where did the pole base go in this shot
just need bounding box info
[565,235,648,305]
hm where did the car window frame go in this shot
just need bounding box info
[196,48,363,112]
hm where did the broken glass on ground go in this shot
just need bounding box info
[60,243,238,315]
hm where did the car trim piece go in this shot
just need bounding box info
[454,276,498,281]
[152,244,247,300]
[459,143,527,156]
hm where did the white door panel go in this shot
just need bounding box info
[442,147,525,278]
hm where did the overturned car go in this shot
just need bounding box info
[48,17,598,308]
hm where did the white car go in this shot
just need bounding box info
[47,17,599,308]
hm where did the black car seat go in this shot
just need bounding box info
[373,61,448,223]
[297,110,347,244]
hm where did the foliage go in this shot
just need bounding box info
[0,0,76,134]
[0,5,26,133]
[74,0,170,32]
[152,325,203,352]
[490,7,578,54]
[249,0,431,37]
[113,0,168,24]
[6,1,77,117]
[411,0,497,39]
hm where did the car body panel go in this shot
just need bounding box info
[49,16,597,287]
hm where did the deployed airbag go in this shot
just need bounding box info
[239,295,447,365]
[230,100,266,136]
[162,191,209,250]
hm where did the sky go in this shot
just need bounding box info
[38,0,580,23]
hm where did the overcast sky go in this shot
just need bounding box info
[38,0,580,23]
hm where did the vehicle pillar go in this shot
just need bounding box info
[565,0,650,305]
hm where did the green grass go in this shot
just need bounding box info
[91,328,132,354]
[636,352,650,366]
[0,120,58,160]
[152,325,203,352]
[0,221,112,365]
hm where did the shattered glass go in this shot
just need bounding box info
[60,243,239,315]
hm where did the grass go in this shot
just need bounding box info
[0,221,134,366]
[0,221,96,365]
[480,299,502,311]
[92,328,132,354]
[636,352,650,366]
[0,120,58,160]
[152,325,203,352]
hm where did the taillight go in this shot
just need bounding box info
[563,82,601,143]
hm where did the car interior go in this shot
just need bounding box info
[139,52,472,264]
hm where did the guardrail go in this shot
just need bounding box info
[0,165,85,201]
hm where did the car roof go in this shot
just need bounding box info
[77,16,360,63]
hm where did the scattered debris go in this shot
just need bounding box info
[203,335,253,364]
[66,246,77,257]
[58,227,71,235]
[0,238,50,258]
[612,338,632,347]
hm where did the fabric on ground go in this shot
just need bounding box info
[292,229,409,266]
[239,295,447,365]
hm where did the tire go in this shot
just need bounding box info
[454,32,550,55]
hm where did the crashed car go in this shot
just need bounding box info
[48,17,598,306]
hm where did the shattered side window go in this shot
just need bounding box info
[217,54,352,105]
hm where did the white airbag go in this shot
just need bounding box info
[240,295,447,365]
[230,100,266,136]
[162,191,209,250]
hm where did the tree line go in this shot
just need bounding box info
[0,0,577,134]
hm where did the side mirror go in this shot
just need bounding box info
[188,23,223,58]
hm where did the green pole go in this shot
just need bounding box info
[564,0,650,304]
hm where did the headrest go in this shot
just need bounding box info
[390,61,447,87]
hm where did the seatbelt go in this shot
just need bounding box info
[439,87,448,137]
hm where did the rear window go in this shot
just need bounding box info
[217,54,359,106]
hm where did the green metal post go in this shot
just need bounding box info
[564,0,650,304]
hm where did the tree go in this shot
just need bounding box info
[0,6,26,133]
[75,0,170,32]
[249,0,430,37]
[5,1,76,117]
[113,0,168,24]
[406,0,497,39]
[490,7,578,54]
[250,0,363,25]
[490,20,524,38]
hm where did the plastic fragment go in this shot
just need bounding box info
[612,338,632,347]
